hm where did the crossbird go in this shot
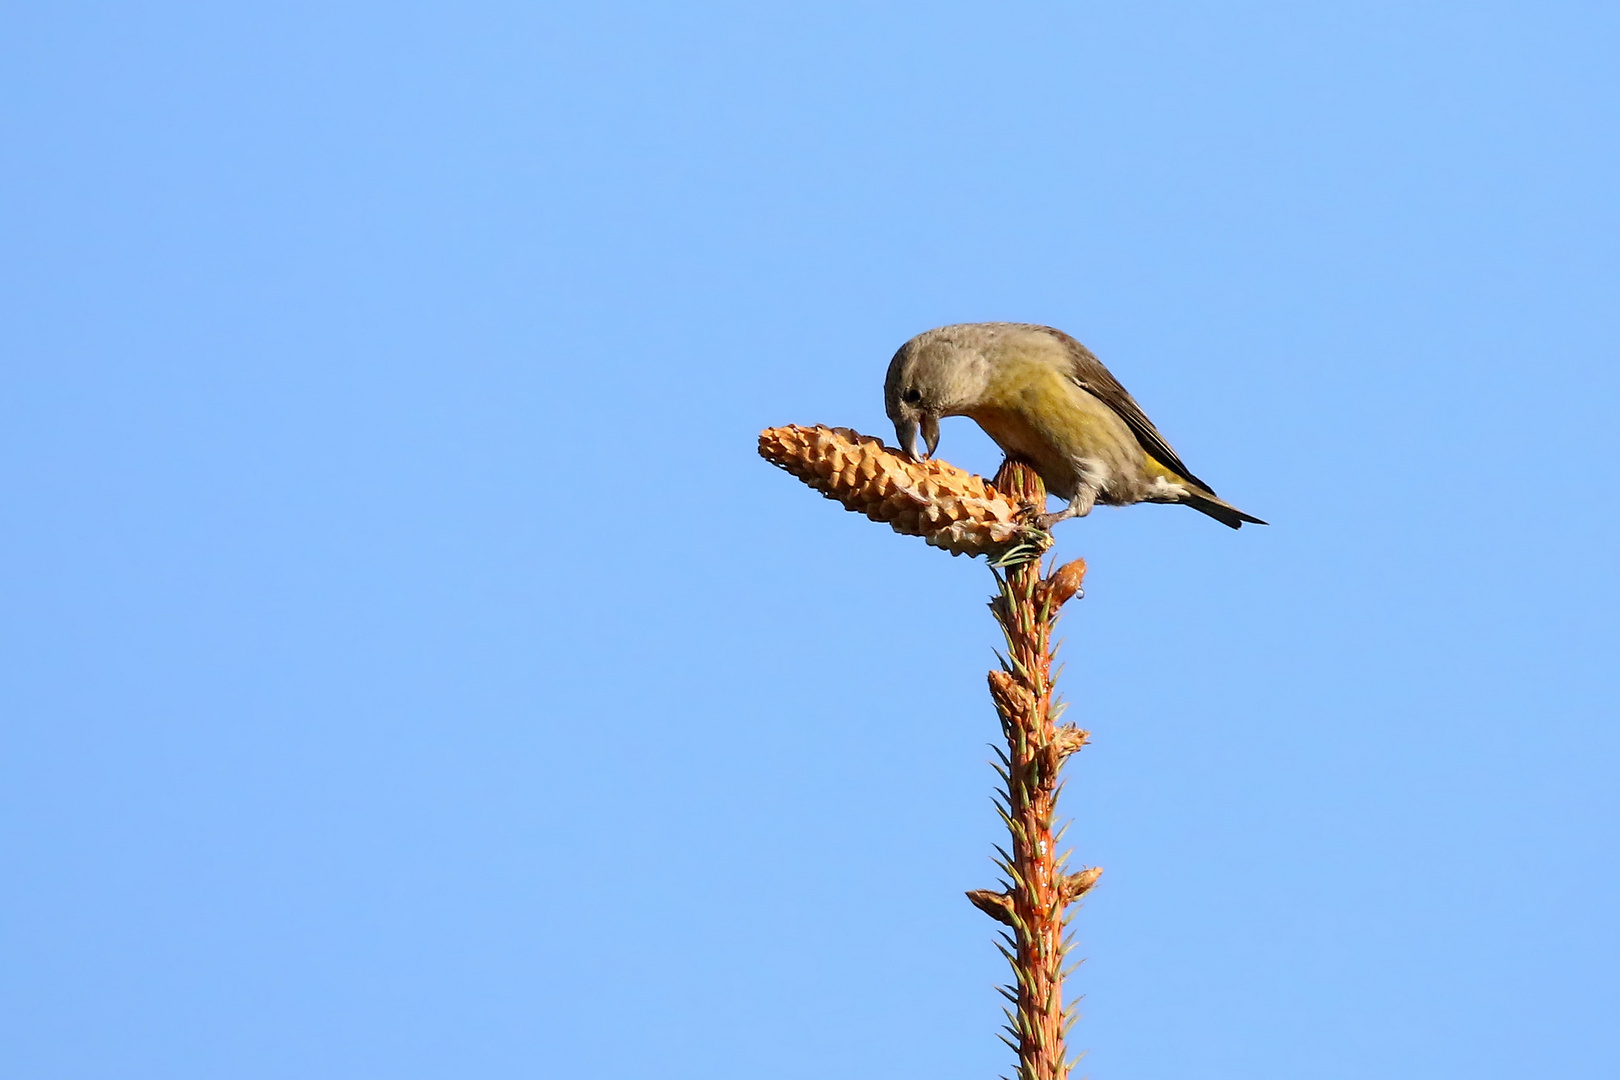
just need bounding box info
[884,322,1265,530]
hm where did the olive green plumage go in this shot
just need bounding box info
[884,322,1265,529]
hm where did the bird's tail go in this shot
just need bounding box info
[1182,491,1267,529]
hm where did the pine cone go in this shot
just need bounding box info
[758,424,1048,559]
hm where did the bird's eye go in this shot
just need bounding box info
[902,388,922,404]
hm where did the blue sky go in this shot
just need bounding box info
[2,3,1616,1077]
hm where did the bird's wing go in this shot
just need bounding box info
[1047,328,1218,494]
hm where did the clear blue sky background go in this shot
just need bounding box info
[3,3,1616,1077]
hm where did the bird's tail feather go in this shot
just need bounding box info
[1183,492,1267,529]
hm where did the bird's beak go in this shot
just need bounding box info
[894,416,920,461]
[921,414,940,459]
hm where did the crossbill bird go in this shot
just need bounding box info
[885,322,1265,529]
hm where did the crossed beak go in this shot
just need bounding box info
[895,414,942,461]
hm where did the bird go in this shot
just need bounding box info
[884,322,1265,530]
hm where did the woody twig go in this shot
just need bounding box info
[976,458,1096,1080]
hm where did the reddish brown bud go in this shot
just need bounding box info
[1037,724,1091,779]
[987,669,1036,722]
[1049,724,1091,758]
[1059,866,1103,905]
[1043,557,1088,608]
[966,888,1017,926]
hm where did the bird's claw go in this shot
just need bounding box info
[1035,493,1094,531]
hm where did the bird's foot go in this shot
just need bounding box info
[1035,493,1096,531]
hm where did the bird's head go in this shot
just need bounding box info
[883,327,993,460]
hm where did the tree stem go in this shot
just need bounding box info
[976,458,1094,1080]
